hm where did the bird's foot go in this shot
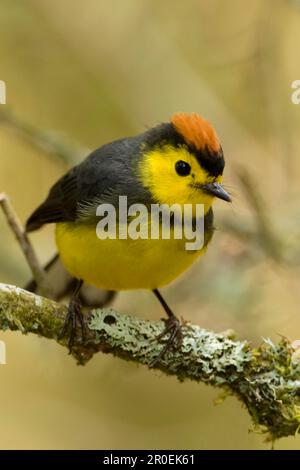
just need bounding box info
[150,315,183,367]
[59,299,86,353]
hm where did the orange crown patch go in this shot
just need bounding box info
[171,112,220,153]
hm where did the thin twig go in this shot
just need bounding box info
[236,167,283,261]
[0,108,87,164]
[0,193,51,297]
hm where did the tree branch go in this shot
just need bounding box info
[0,108,87,164]
[0,282,299,442]
[0,193,51,298]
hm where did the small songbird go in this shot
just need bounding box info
[26,112,231,363]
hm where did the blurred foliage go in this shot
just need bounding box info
[0,0,300,450]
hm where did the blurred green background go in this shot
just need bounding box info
[1,0,300,450]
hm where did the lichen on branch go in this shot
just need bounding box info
[0,282,299,441]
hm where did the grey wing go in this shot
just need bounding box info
[26,166,80,232]
[25,133,149,232]
[25,142,128,232]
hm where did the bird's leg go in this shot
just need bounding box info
[60,279,86,352]
[150,289,183,366]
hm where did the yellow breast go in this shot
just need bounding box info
[55,222,208,291]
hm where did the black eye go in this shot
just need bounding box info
[175,160,191,176]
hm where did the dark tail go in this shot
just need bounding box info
[25,253,116,308]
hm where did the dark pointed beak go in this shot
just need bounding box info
[203,182,232,202]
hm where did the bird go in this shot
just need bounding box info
[26,112,231,363]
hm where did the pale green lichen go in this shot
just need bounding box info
[240,339,300,440]
[89,309,251,379]
[89,309,300,441]
[0,283,300,441]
